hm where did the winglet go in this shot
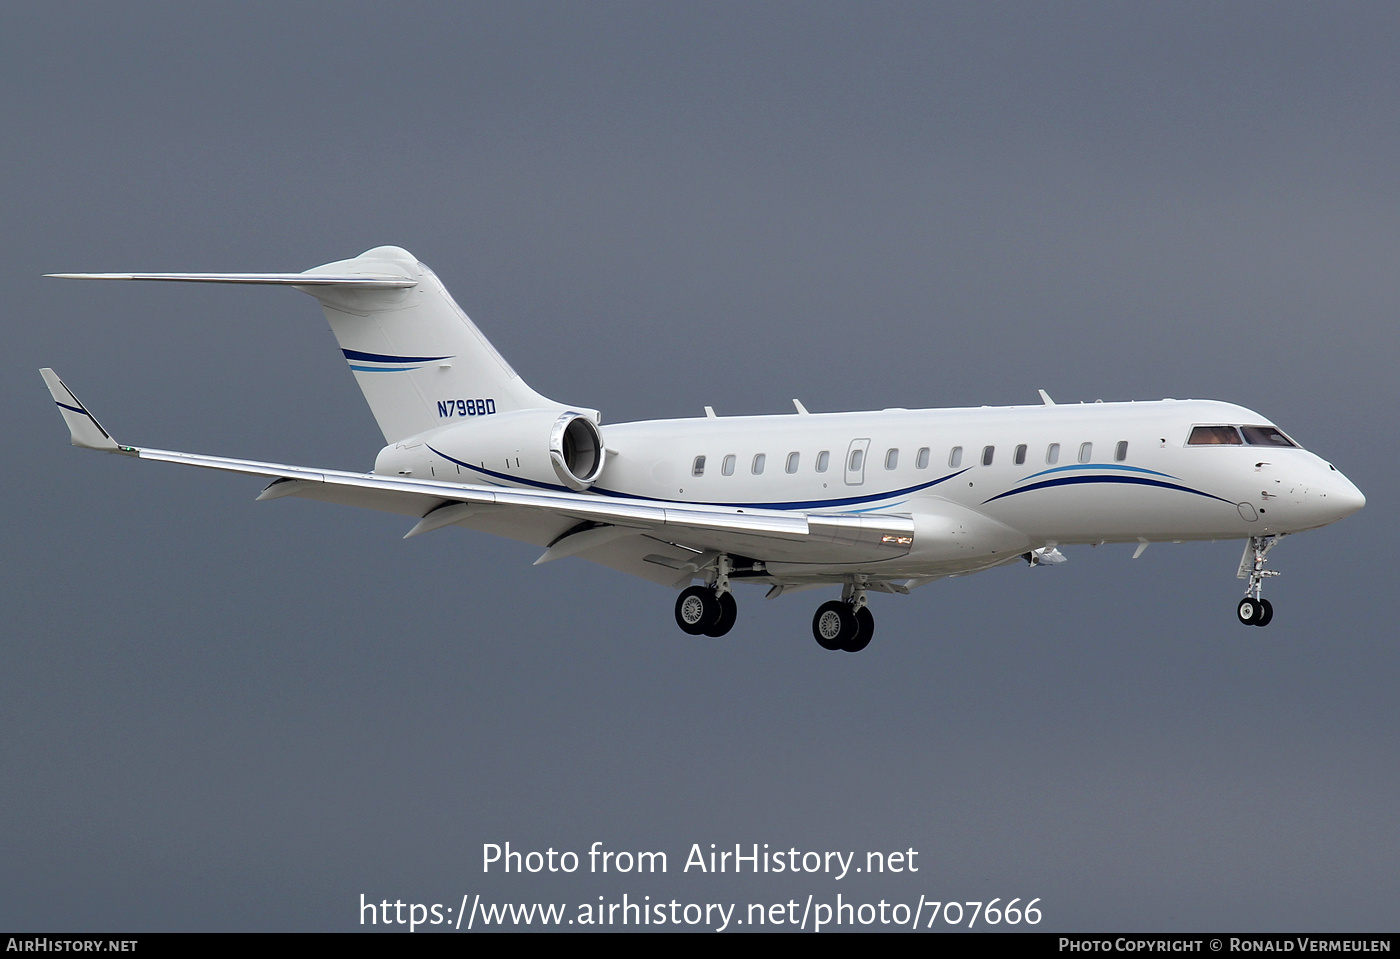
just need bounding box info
[39,369,129,453]
[1038,389,1056,406]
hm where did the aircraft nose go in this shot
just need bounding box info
[1336,477,1365,516]
[1313,468,1365,522]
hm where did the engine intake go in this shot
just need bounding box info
[550,412,604,490]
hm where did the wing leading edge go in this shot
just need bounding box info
[39,369,916,576]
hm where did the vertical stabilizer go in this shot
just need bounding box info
[300,246,556,443]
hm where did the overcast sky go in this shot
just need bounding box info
[3,2,1397,932]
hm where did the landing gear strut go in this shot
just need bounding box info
[1236,535,1280,627]
[811,579,875,652]
[674,554,738,637]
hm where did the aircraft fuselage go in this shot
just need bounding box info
[390,398,1362,556]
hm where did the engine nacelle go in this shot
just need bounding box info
[375,407,605,491]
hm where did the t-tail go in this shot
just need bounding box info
[301,246,562,443]
[48,246,566,445]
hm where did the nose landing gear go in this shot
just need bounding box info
[1236,535,1281,627]
[1237,596,1274,627]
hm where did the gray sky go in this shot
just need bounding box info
[3,2,1397,931]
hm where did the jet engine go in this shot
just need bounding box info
[374,407,606,491]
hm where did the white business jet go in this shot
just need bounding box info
[42,246,1365,652]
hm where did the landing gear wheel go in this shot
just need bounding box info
[843,606,874,653]
[1254,598,1274,628]
[704,592,738,637]
[813,601,854,651]
[676,586,720,635]
[1237,597,1260,626]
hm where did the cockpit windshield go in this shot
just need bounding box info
[1188,426,1243,445]
[1240,426,1297,448]
[1188,425,1299,448]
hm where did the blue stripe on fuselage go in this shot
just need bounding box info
[1018,463,1176,482]
[982,474,1234,505]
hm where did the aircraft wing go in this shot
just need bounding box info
[40,370,915,578]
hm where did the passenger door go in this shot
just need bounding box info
[845,438,870,486]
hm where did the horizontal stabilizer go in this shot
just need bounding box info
[39,368,125,453]
[45,272,416,289]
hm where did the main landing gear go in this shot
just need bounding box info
[675,587,737,636]
[672,555,879,651]
[1236,535,1280,627]
[674,554,738,637]
[811,580,874,653]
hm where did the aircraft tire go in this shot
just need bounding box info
[676,586,721,635]
[843,606,874,652]
[813,601,853,651]
[1254,598,1274,627]
[1237,598,1260,626]
[704,592,738,637]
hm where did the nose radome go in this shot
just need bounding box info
[1337,480,1366,517]
[1315,470,1365,522]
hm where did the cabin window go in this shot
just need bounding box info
[885,448,899,470]
[982,446,995,466]
[949,446,963,468]
[722,454,736,476]
[1014,444,1027,466]
[1241,426,1297,448]
[1188,426,1243,446]
[1047,443,1060,464]
[1078,442,1092,463]
[816,450,830,472]
[1115,441,1128,462]
[916,447,930,469]
[692,455,706,477]
[752,453,766,475]
[849,449,864,471]
[786,452,800,473]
